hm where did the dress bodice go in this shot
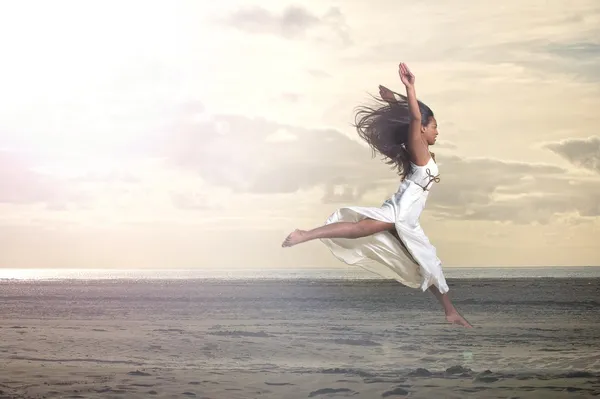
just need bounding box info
[406,157,439,191]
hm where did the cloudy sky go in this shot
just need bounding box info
[0,0,599,269]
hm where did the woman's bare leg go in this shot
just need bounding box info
[282,219,394,247]
[390,233,473,328]
[283,220,472,328]
[428,286,473,328]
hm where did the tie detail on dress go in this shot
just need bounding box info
[413,168,440,191]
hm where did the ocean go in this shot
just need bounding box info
[1,266,600,280]
[1,267,599,398]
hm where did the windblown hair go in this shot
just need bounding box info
[354,91,435,180]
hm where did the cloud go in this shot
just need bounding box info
[343,1,600,82]
[428,156,600,223]
[171,192,212,210]
[226,6,318,37]
[544,136,600,173]
[307,69,332,79]
[279,93,302,103]
[151,105,600,224]
[0,150,80,206]
[355,37,600,83]
[516,41,600,82]
[70,171,140,184]
[434,140,457,150]
[431,156,564,205]
[322,181,380,204]
[153,106,390,199]
[545,42,600,59]
[223,5,351,44]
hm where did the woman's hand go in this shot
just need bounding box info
[399,62,415,87]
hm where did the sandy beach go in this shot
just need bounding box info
[1,276,599,398]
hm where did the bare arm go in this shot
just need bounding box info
[399,63,430,166]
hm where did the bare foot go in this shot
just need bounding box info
[445,312,473,328]
[281,229,307,247]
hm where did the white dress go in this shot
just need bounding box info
[320,156,449,294]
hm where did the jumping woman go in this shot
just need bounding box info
[282,62,472,328]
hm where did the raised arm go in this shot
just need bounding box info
[399,63,431,166]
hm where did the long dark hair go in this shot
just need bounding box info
[354,91,434,180]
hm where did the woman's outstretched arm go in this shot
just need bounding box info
[399,63,430,166]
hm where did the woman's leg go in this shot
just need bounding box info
[428,286,473,328]
[282,218,394,247]
[282,218,473,328]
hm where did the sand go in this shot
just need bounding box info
[1,278,599,398]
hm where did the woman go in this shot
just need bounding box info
[282,63,472,328]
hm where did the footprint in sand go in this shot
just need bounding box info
[308,388,357,397]
[128,370,151,377]
[381,387,410,397]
